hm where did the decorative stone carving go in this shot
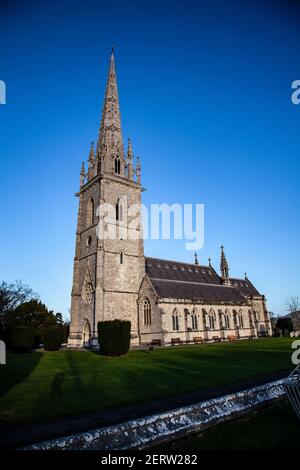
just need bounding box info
[81,263,94,305]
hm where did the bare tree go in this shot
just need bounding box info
[285,295,300,315]
[0,280,39,317]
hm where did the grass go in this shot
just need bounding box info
[151,400,300,450]
[0,338,294,427]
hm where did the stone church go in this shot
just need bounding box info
[68,50,271,348]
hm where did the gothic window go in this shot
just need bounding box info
[114,156,121,174]
[233,309,238,326]
[116,198,123,222]
[172,310,179,331]
[191,313,198,330]
[209,316,215,329]
[120,251,123,264]
[202,308,208,328]
[208,309,216,330]
[224,310,230,329]
[86,197,94,226]
[248,310,254,327]
[143,298,151,326]
[239,314,244,328]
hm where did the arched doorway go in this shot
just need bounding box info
[82,319,91,348]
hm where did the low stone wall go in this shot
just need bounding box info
[24,379,285,450]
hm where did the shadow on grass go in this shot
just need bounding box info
[0,352,43,397]
[50,372,66,397]
[64,351,85,397]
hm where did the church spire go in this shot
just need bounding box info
[97,48,124,174]
[220,245,230,285]
[194,252,199,265]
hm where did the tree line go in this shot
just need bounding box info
[0,280,69,350]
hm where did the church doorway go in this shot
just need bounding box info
[82,319,91,348]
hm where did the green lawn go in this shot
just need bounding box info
[151,400,300,450]
[0,338,294,426]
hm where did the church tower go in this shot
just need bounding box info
[68,49,145,348]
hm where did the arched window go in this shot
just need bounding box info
[248,310,254,327]
[116,199,123,222]
[143,298,151,326]
[218,309,224,328]
[209,315,215,330]
[172,310,179,331]
[114,156,121,174]
[202,308,208,328]
[120,252,123,264]
[209,309,215,330]
[239,314,244,328]
[224,309,230,329]
[233,309,238,327]
[191,313,198,330]
[86,197,94,226]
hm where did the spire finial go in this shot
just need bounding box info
[127,138,133,158]
[244,272,247,279]
[208,257,212,267]
[80,161,85,187]
[87,142,95,180]
[127,138,133,180]
[194,252,199,265]
[220,244,229,284]
[136,156,141,184]
[88,141,95,162]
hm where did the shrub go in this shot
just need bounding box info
[43,326,64,351]
[0,323,12,349]
[31,329,42,349]
[273,327,282,337]
[276,318,294,335]
[12,326,34,352]
[98,319,131,356]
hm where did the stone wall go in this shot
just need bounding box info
[137,284,271,345]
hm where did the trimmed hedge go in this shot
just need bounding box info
[98,319,131,356]
[33,331,42,349]
[0,324,12,350]
[43,326,64,351]
[12,326,34,352]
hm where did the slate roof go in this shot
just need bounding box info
[229,278,260,297]
[145,257,261,303]
[145,257,221,284]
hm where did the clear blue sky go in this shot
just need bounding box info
[0,0,299,319]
